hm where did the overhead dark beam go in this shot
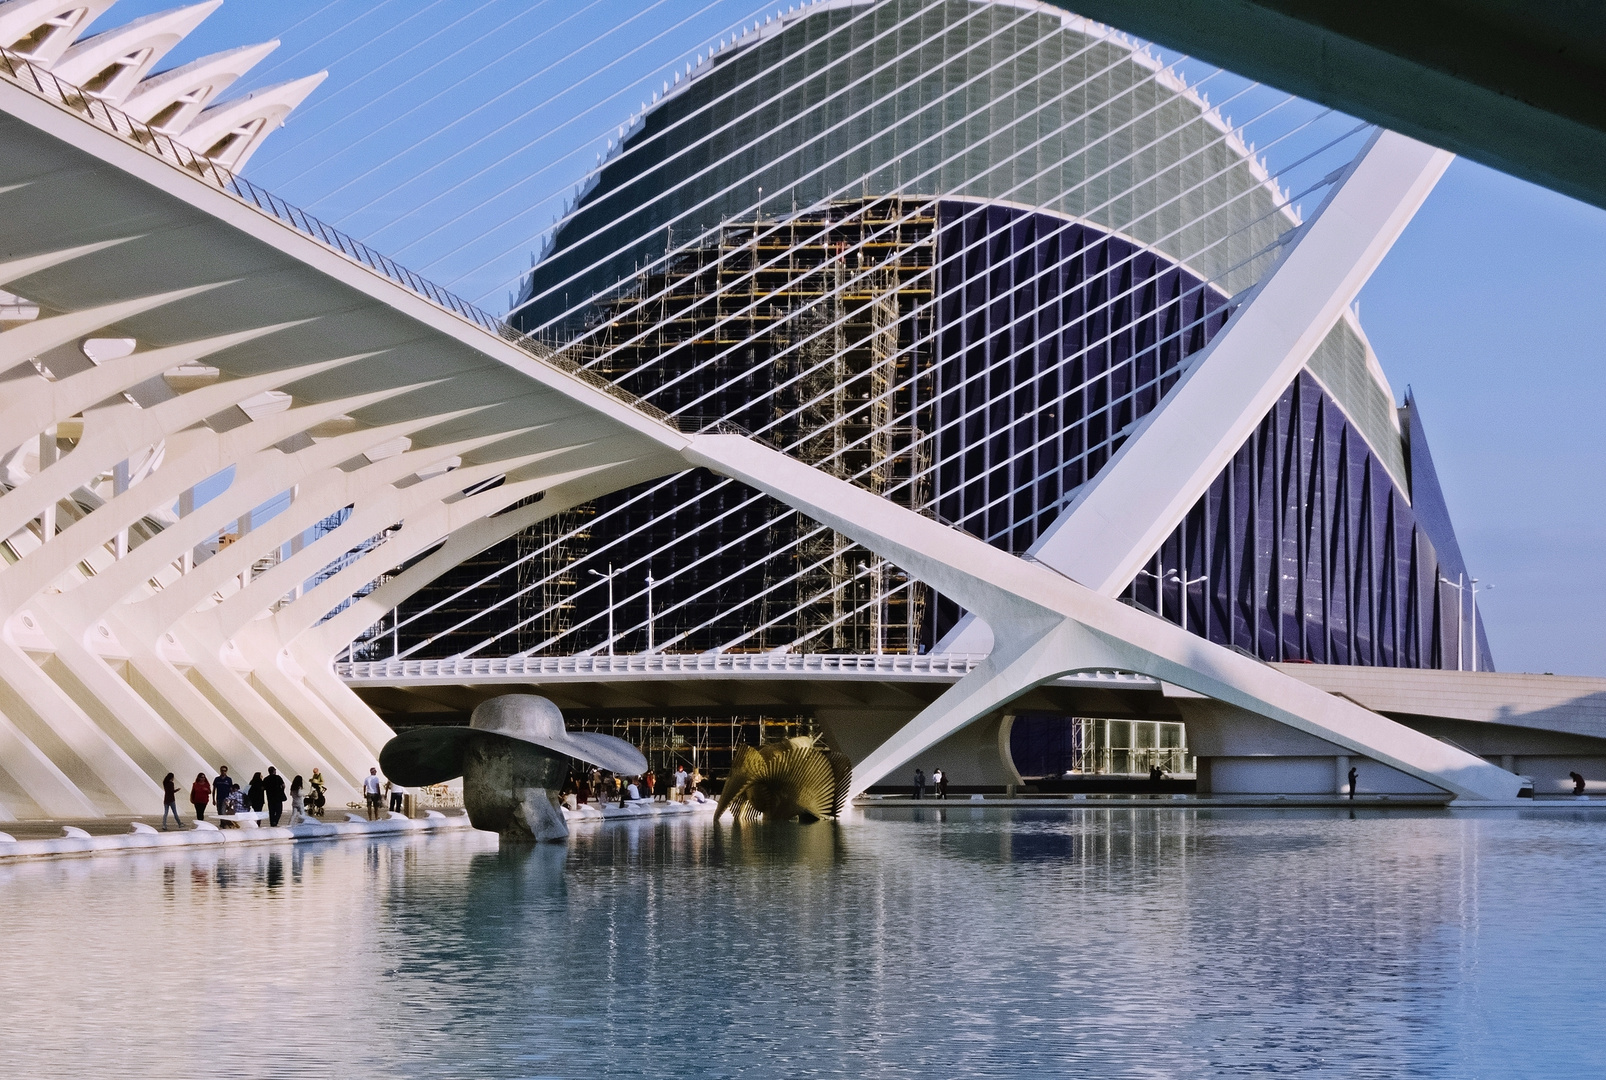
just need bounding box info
[1060,1,1606,209]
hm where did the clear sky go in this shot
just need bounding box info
[95,0,1606,674]
[1358,161,1606,676]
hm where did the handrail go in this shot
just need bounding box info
[0,45,682,428]
[334,651,1160,686]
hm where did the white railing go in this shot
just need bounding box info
[336,651,1159,687]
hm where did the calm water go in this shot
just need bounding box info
[3,807,1603,1078]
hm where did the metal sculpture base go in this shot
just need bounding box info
[461,738,570,843]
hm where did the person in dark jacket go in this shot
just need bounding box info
[161,772,182,830]
[247,771,266,815]
[913,768,926,800]
[190,773,211,821]
[212,766,234,814]
[264,767,287,826]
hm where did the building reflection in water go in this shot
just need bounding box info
[0,811,1599,1077]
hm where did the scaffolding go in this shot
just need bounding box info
[558,197,938,656]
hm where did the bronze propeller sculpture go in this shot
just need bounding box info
[716,735,852,822]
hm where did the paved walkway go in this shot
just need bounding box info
[0,808,472,862]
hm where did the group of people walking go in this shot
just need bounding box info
[359,767,408,819]
[162,765,329,829]
[911,767,949,799]
[561,764,709,809]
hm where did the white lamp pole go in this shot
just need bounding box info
[1438,573,1466,671]
[1169,569,1208,634]
[645,571,655,652]
[1468,578,1490,672]
[1136,563,1166,621]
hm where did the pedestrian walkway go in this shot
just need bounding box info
[0,809,471,863]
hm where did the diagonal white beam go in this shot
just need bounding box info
[687,432,1522,802]
[0,282,229,374]
[0,320,313,455]
[1026,129,1453,596]
[0,236,140,288]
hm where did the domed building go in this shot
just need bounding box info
[389,0,1484,678]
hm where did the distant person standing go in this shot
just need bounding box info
[161,772,182,830]
[309,769,327,817]
[212,766,234,816]
[913,768,926,800]
[247,772,266,816]
[1572,771,1587,796]
[264,767,286,826]
[674,765,688,801]
[363,767,383,819]
[389,781,405,813]
[933,768,948,800]
[1347,765,1359,800]
[289,775,305,824]
[190,773,211,822]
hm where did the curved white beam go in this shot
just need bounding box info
[0,0,116,67]
[121,40,277,132]
[176,73,328,170]
[51,2,222,105]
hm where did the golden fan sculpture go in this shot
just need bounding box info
[716,735,853,822]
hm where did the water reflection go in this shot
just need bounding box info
[1,810,1603,1078]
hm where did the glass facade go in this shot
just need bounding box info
[1009,713,1194,778]
[352,0,1485,677]
[1125,369,1490,669]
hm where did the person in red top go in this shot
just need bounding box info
[189,773,211,823]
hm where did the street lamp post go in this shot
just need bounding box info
[645,571,655,652]
[1438,573,1467,671]
[1172,570,1208,634]
[589,564,617,656]
[1469,578,1491,672]
[1136,567,1207,631]
[1136,564,1167,621]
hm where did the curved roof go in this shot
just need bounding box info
[519,0,1298,331]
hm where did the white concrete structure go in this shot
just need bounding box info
[0,0,319,169]
[0,1,1538,820]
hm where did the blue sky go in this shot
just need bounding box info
[98,0,1606,673]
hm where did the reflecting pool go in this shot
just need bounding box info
[3,807,1603,1078]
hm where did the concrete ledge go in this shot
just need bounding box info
[564,799,719,823]
[0,812,472,863]
[858,794,1606,811]
[858,794,1452,808]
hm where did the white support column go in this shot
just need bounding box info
[37,425,56,544]
[112,457,130,560]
